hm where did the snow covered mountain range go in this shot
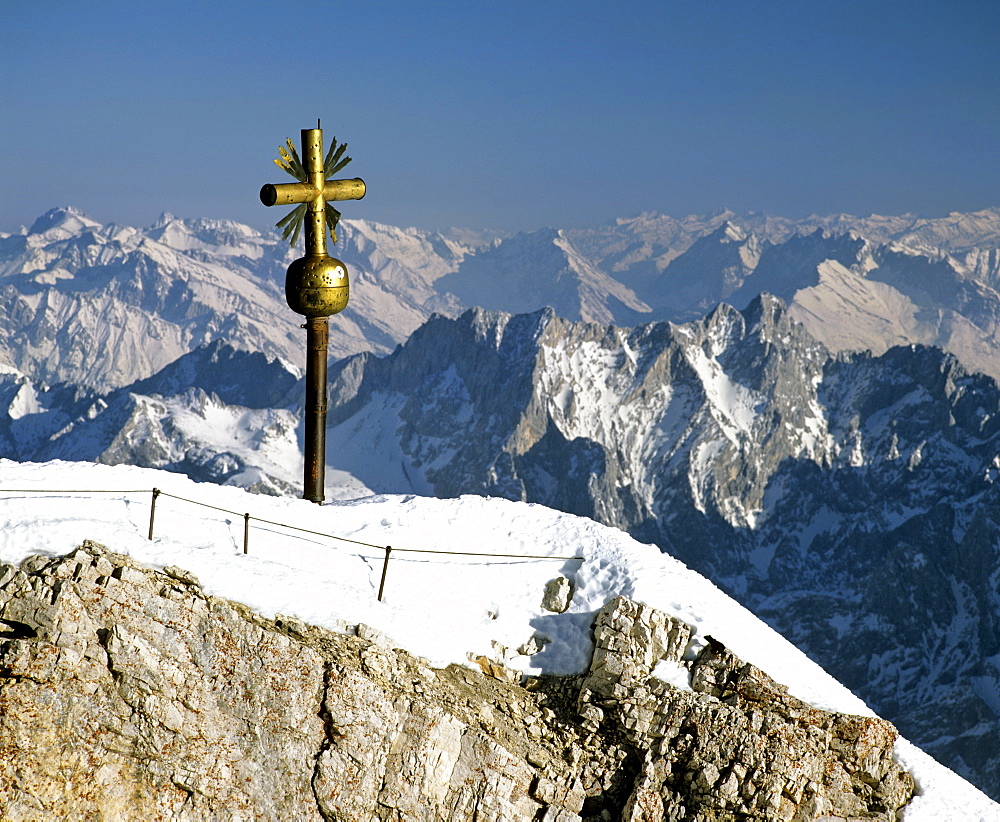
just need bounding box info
[3,205,1000,389]
[2,205,1000,799]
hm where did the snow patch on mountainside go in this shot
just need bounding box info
[683,346,763,441]
[325,391,429,496]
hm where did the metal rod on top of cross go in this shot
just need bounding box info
[260,124,366,503]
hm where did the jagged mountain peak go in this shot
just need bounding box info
[687,300,750,346]
[784,225,866,254]
[150,211,175,228]
[708,219,749,243]
[127,340,300,409]
[26,206,102,237]
[465,304,554,346]
[688,293,795,353]
[395,306,557,371]
[642,223,767,318]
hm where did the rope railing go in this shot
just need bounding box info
[0,489,151,494]
[0,486,584,602]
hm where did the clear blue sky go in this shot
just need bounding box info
[2,1,997,234]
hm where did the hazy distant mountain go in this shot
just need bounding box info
[489,208,1000,380]
[563,211,1000,381]
[642,221,767,319]
[0,207,471,390]
[564,206,1000,260]
[436,227,652,325]
[5,205,1000,384]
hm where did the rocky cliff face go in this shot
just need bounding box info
[0,542,912,820]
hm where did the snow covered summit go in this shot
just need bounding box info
[0,460,995,819]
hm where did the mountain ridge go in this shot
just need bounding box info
[6,204,1000,386]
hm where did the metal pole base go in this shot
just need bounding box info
[303,316,329,503]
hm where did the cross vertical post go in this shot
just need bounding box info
[260,125,365,503]
[303,313,328,503]
[301,128,327,258]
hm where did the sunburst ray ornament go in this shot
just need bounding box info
[270,134,353,247]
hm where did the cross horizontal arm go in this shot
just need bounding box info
[260,178,367,208]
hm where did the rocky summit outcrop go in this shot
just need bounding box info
[577,599,912,819]
[0,542,912,820]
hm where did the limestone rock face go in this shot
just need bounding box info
[0,543,327,820]
[0,543,913,820]
[578,597,914,820]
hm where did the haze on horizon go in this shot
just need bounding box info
[2,1,997,235]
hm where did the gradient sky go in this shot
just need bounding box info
[2,1,997,235]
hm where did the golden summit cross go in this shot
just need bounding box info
[260,123,366,503]
[260,124,365,316]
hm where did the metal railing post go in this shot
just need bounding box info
[377,546,392,602]
[148,488,160,540]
